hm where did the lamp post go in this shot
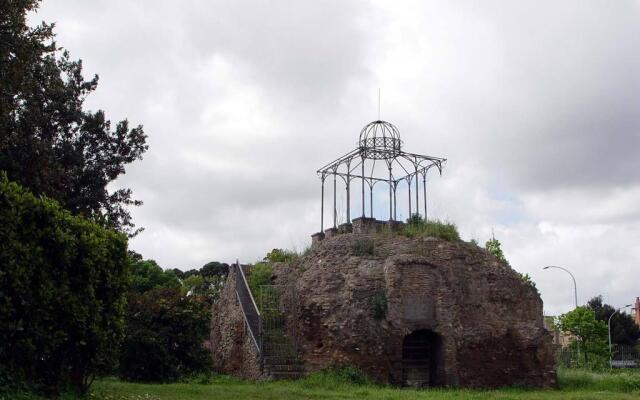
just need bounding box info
[608,304,633,368]
[543,266,578,308]
[543,265,579,364]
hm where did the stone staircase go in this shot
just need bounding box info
[261,324,305,379]
[236,273,305,380]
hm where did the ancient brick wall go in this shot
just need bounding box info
[211,232,557,388]
[275,233,556,388]
[210,266,263,379]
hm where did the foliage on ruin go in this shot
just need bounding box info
[485,237,509,264]
[401,214,460,241]
[0,0,148,236]
[248,262,273,296]
[485,237,539,294]
[368,292,388,320]
[0,175,129,395]
[352,238,375,256]
[264,248,298,263]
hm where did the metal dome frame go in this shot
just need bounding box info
[316,120,446,233]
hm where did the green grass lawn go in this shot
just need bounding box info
[91,369,640,400]
[6,369,640,400]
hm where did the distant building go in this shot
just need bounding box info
[634,297,640,327]
[543,315,572,347]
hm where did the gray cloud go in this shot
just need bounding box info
[33,0,640,315]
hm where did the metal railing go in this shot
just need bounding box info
[234,261,262,354]
[254,284,300,360]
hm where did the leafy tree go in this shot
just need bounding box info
[129,259,181,293]
[0,0,147,236]
[200,261,230,278]
[587,296,639,346]
[119,288,212,382]
[557,306,608,366]
[0,175,129,395]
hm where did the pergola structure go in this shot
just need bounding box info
[316,120,446,234]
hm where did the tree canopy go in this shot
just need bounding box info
[0,0,147,236]
[557,306,608,366]
[587,296,639,346]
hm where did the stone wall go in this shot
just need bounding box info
[211,232,557,388]
[210,265,263,379]
[273,233,556,388]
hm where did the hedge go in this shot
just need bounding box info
[0,174,129,395]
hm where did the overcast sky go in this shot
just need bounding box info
[32,0,640,316]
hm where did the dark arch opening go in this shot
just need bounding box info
[402,330,441,388]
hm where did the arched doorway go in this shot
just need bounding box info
[402,330,441,387]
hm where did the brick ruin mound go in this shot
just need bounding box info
[211,232,557,388]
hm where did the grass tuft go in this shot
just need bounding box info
[401,215,460,241]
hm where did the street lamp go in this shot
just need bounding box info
[543,265,580,364]
[608,304,633,368]
[543,266,578,308]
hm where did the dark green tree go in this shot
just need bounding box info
[0,175,129,395]
[587,296,639,346]
[129,259,181,294]
[0,0,147,236]
[200,261,230,278]
[119,288,212,382]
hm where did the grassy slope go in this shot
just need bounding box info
[85,370,640,400]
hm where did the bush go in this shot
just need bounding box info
[247,262,273,295]
[264,248,297,262]
[0,175,129,395]
[401,214,460,241]
[119,288,212,382]
[352,238,375,256]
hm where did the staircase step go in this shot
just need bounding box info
[265,364,305,372]
[268,371,306,380]
[263,357,301,365]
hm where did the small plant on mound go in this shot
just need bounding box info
[368,292,388,320]
[352,238,375,256]
[401,214,460,241]
[264,248,298,262]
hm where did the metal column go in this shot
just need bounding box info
[423,173,427,220]
[320,176,325,232]
[333,173,337,228]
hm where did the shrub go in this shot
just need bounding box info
[401,214,460,241]
[352,238,375,256]
[368,292,388,320]
[119,288,212,382]
[517,272,539,295]
[0,175,129,395]
[247,262,273,295]
[264,248,297,263]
